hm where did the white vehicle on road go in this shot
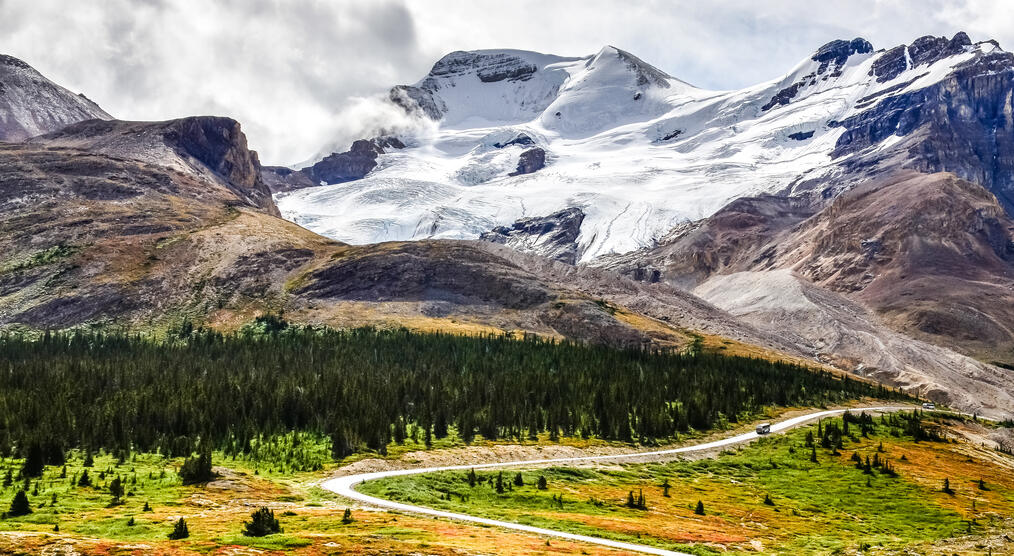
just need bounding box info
[756,423,771,435]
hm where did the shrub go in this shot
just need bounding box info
[179,450,214,485]
[243,507,281,537]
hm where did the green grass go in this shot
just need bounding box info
[361,413,1007,554]
[1,244,79,273]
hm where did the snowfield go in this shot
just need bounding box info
[277,39,995,262]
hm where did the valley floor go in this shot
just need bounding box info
[2,407,1012,555]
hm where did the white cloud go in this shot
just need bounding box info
[0,0,1010,164]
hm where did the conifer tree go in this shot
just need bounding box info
[109,476,124,505]
[694,500,705,515]
[168,517,189,540]
[341,508,354,524]
[943,478,954,495]
[77,469,91,488]
[7,490,30,517]
[537,475,548,490]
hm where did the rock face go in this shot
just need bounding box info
[34,117,278,216]
[480,207,585,264]
[833,43,1014,212]
[0,54,112,141]
[303,137,404,185]
[508,147,546,176]
[267,137,405,193]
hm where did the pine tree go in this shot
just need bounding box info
[143,501,152,511]
[168,517,189,540]
[694,500,705,515]
[943,478,954,495]
[513,472,524,487]
[810,445,818,463]
[978,478,989,491]
[77,469,91,488]
[341,508,354,524]
[661,478,671,497]
[83,451,94,468]
[763,494,775,506]
[20,444,45,478]
[467,468,477,488]
[243,507,281,537]
[7,490,31,516]
[537,475,548,490]
[109,476,124,505]
[495,472,505,494]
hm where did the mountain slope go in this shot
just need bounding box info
[0,54,111,141]
[1,112,808,357]
[278,33,1012,263]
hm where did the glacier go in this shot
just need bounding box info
[276,36,994,262]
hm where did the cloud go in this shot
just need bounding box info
[1,0,1011,164]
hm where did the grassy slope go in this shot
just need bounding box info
[361,414,1014,555]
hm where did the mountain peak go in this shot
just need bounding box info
[0,53,112,142]
[588,45,674,89]
[811,37,874,68]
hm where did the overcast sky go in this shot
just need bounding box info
[1,0,1010,165]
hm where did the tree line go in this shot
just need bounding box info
[0,326,906,463]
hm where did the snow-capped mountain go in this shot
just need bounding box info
[0,54,111,142]
[276,33,1011,262]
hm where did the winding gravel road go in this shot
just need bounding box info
[321,406,912,556]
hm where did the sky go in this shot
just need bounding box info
[1,0,1011,165]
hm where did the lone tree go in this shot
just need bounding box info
[943,478,955,495]
[179,450,214,485]
[20,444,45,478]
[8,490,31,517]
[467,468,477,487]
[694,500,705,515]
[661,478,672,497]
[513,472,524,487]
[537,475,548,490]
[109,477,124,505]
[243,507,281,537]
[77,469,92,488]
[341,508,354,524]
[168,517,189,540]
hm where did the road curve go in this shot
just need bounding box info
[321,406,912,556]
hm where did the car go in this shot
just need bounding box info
[756,423,771,435]
[922,402,936,410]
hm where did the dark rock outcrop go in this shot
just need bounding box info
[812,38,874,72]
[870,32,974,83]
[297,136,405,188]
[509,147,546,176]
[788,130,814,141]
[493,134,535,148]
[33,116,278,216]
[480,207,585,264]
